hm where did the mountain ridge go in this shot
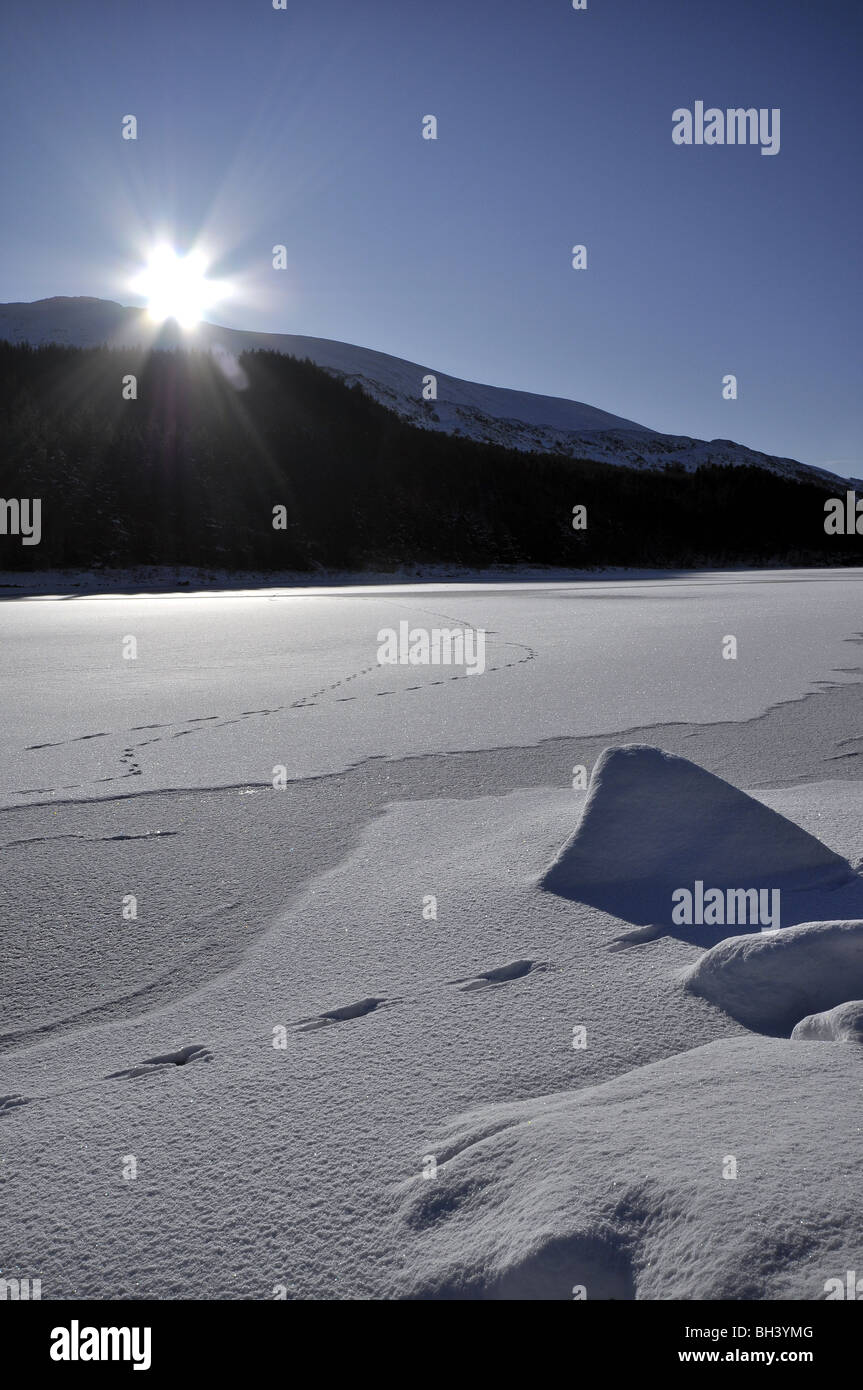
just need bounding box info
[1,296,857,491]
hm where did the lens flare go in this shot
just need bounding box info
[130,245,226,328]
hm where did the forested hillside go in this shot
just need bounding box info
[0,342,855,572]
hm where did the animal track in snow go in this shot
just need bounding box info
[451,959,545,991]
[607,925,664,952]
[26,731,109,749]
[0,1093,31,1115]
[18,632,533,795]
[294,997,391,1032]
[106,1044,213,1080]
[294,961,547,1035]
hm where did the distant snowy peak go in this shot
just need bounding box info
[0,297,850,488]
[0,296,133,345]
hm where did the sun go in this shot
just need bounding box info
[130,245,224,328]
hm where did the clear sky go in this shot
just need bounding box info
[1,0,860,472]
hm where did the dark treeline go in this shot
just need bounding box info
[0,341,856,572]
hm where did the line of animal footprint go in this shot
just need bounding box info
[19,623,534,792]
[0,963,549,1115]
[291,958,549,1032]
[0,1046,215,1117]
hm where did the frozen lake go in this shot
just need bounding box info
[2,568,863,806]
[2,568,863,1300]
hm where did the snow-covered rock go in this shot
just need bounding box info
[682,920,863,1033]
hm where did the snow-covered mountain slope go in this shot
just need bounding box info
[0,296,851,488]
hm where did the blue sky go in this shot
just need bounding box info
[1,0,860,472]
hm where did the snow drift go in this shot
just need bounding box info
[792,1000,863,1044]
[541,745,853,933]
[393,1036,863,1300]
[681,919,863,1033]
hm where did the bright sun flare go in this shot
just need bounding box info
[130,246,223,328]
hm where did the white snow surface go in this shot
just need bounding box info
[0,297,853,485]
[541,745,853,928]
[2,573,863,1300]
[393,1035,863,1300]
[681,920,863,1033]
[3,568,863,809]
[792,1000,863,1044]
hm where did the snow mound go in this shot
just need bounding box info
[392,1036,863,1300]
[792,999,863,1044]
[541,745,852,930]
[682,920,863,1033]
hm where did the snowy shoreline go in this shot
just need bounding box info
[2,561,861,600]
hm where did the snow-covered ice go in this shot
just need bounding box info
[1,569,863,1300]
